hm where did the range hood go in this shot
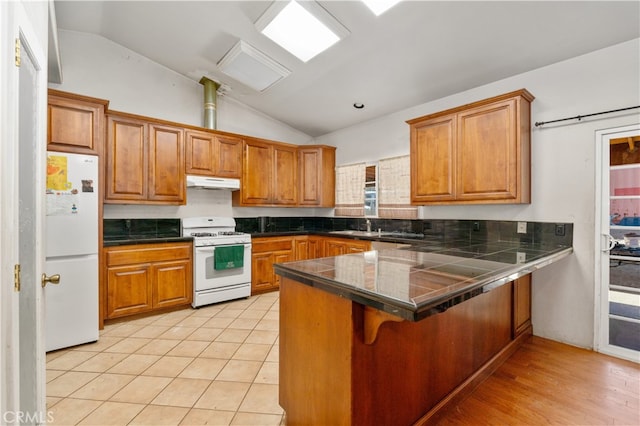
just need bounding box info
[186,175,240,190]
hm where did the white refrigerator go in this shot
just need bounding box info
[45,152,99,352]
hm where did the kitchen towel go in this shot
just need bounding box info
[214,245,244,270]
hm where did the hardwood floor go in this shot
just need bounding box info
[433,336,639,425]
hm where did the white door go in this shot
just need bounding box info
[595,124,640,363]
[0,1,48,423]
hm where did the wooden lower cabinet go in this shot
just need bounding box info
[308,236,323,259]
[251,237,294,295]
[251,236,372,295]
[104,242,192,319]
[323,237,371,255]
[293,236,309,261]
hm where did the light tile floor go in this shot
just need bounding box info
[46,293,284,425]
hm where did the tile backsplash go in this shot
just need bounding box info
[234,217,573,247]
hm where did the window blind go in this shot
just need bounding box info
[335,162,365,216]
[378,155,418,219]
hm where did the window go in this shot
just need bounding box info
[364,164,377,217]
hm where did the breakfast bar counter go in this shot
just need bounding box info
[274,242,572,425]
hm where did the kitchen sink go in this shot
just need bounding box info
[329,230,392,237]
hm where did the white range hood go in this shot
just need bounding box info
[186,175,240,190]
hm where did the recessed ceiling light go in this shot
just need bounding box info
[361,0,402,16]
[353,103,365,109]
[256,0,349,62]
[217,41,291,92]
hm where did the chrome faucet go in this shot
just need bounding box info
[366,219,371,232]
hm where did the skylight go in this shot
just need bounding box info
[256,1,349,63]
[361,0,402,16]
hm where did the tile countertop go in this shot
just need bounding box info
[274,241,573,321]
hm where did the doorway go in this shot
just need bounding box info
[595,124,640,362]
[0,2,49,420]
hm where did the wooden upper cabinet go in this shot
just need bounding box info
[410,115,456,203]
[236,138,298,206]
[217,135,243,178]
[185,130,216,175]
[235,141,336,207]
[148,123,185,203]
[457,98,518,201]
[106,115,147,201]
[105,112,185,205]
[408,89,533,205]
[47,90,108,155]
[240,139,273,205]
[185,129,242,178]
[298,146,336,207]
[273,144,298,205]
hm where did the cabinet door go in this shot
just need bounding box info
[513,274,532,337]
[299,148,321,206]
[273,145,298,205]
[457,99,518,201]
[252,251,276,294]
[273,250,294,288]
[299,147,336,207]
[308,237,322,259]
[216,135,242,178]
[242,140,273,204]
[48,93,105,155]
[148,123,185,203]
[294,237,309,261]
[347,240,371,253]
[324,239,347,257]
[185,130,216,176]
[153,259,192,309]
[410,115,456,203]
[105,115,147,201]
[106,264,153,318]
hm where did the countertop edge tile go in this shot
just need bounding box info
[274,245,573,322]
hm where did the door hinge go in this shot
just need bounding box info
[14,264,21,292]
[15,38,21,67]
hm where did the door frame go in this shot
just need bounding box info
[1,0,48,422]
[594,123,640,362]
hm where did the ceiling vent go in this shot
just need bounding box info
[217,40,291,92]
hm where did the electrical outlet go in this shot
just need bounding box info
[516,252,526,263]
[473,221,480,231]
[517,222,527,234]
[555,224,566,236]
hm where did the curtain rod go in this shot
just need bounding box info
[534,105,640,127]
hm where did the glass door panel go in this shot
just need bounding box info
[607,142,640,353]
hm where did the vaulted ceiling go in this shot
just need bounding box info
[53,1,640,137]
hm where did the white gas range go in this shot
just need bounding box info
[182,217,252,308]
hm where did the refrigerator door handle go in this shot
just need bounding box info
[42,273,61,288]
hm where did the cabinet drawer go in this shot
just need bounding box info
[106,243,192,266]
[252,238,294,253]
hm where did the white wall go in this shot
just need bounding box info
[315,39,640,349]
[50,30,317,219]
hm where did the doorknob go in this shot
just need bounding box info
[601,234,616,252]
[41,273,61,288]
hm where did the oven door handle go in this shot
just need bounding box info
[195,243,251,253]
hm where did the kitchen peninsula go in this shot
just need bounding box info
[274,240,572,425]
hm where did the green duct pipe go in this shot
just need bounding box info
[199,77,220,129]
